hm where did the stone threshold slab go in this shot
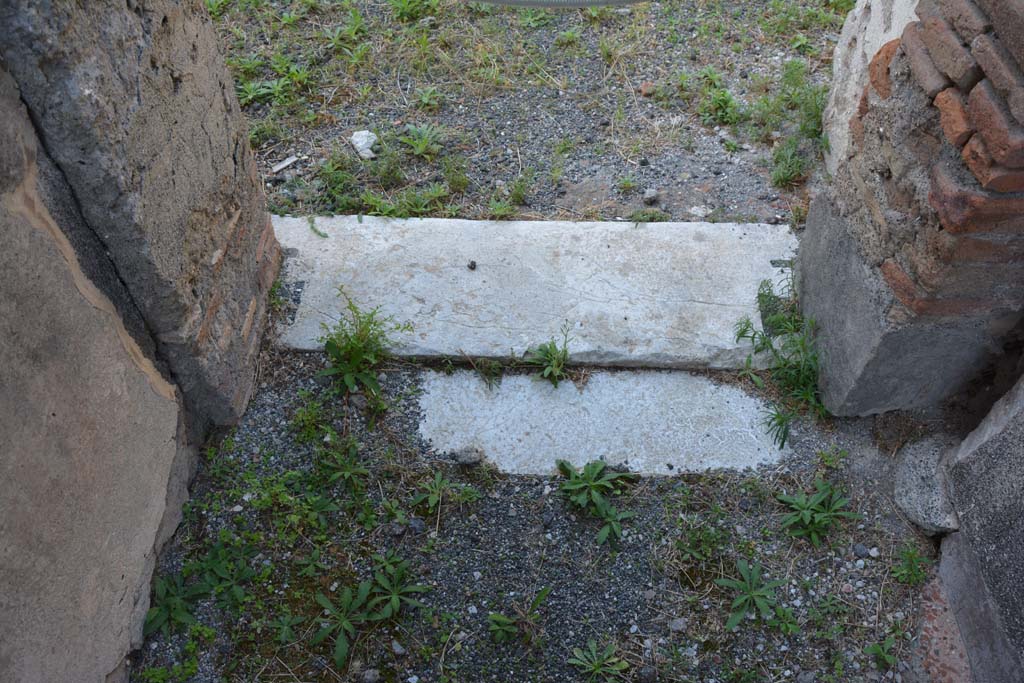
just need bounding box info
[273,215,796,369]
[417,369,787,475]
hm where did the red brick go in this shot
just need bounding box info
[934,87,974,146]
[975,0,1024,72]
[967,79,1024,167]
[868,39,901,99]
[962,133,1024,191]
[904,22,953,98]
[921,16,984,91]
[881,258,921,309]
[929,161,1024,232]
[971,33,1024,125]
[938,0,992,40]
[928,229,1024,263]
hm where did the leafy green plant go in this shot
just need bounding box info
[778,479,859,546]
[411,470,453,514]
[715,559,786,630]
[144,574,204,637]
[192,540,257,611]
[892,544,931,586]
[864,635,897,669]
[272,610,305,644]
[369,552,431,619]
[568,640,629,681]
[628,208,670,222]
[290,390,327,443]
[319,289,410,405]
[524,322,572,387]
[388,0,437,21]
[699,88,744,126]
[595,504,635,545]
[316,437,369,492]
[735,276,824,447]
[399,123,444,160]
[769,605,800,635]
[296,547,329,577]
[312,583,372,668]
[489,586,551,644]
[771,137,809,188]
[556,460,636,510]
[414,85,442,110]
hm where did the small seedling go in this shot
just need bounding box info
[524,322,572,387]
[892,544,931,586]
[272,610,305,644]
[715,559,786,630]
[556,460,636,511]
[316,438,369,493]
[567,640,629,681]
[778,479,859,547]
[399,123,444,160]
[411,471,453,514]
[369,552,430,619]
[290,390,327,444]
[864,635,897,669]
[489,586,551,644]
[312,583,372,668]
[143,574,204,637]
[595,503,635,545]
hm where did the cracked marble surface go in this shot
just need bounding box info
[417,369,787,475]
[273,215,796,368]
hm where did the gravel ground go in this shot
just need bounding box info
[131,347,944,683]
[212,0,850,222]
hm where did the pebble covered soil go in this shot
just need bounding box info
[131,349,938,683]
[213,0,853,222]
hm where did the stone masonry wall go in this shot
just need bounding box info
[800,0,1024,415]
[0,1,279,680]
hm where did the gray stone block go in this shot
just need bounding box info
[895,435,959,535]
[0,0,280,424]
[797,193,992,416]
[944,373,1024,671]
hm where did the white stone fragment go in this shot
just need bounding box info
[350,130,377,159]
[417,369,788,475]
[273,216,796,369]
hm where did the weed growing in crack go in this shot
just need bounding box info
[735,275,824,447]
[524,322,572,387]
[715,559,786,630]
[892,544,931,586]
[143,574,204,637]
[319,288,411,409]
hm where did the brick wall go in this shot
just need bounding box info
[800,0,1024,415]
[881,0,1024,317]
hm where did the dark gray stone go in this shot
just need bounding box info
[0,0,280,424]
[797,193,991,416]
[895,435,959,535]
[943,373,1024,675]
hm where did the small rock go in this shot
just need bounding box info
[854,543,870,559]
[688,205,711,218]
[642,188,660,205]
[350,130,378,160]
[409,518,427,534]
[855,559,866,570]
[467,260,477,271]
[230,504,243,513]
[455,631,469,642]
[869,547,881,558]
[468,605,478,615]
[391,639,406,656]
[542,511,555,528]
[473,571,482,581]
[362,670,381,683]
[407,677,419,683]
[668,617,688,632]
[349,393,368,411]
[453,447,484,466]
[638,666,658,683]
[796,673,816,683]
